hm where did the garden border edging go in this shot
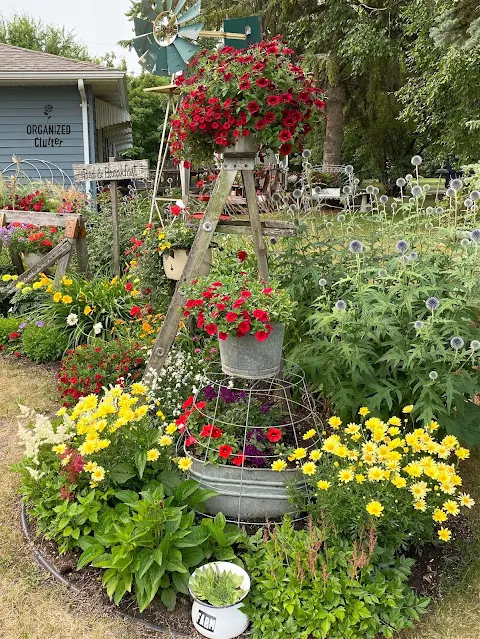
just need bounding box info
[19,503,193,637]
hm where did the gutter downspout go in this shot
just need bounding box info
[78,79,91,194]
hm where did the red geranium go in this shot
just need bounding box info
[219,444,233,459]
[266,428,282,443]
[237,250,248,261]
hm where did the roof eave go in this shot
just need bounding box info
[0,71,126,81]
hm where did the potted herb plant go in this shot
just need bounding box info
[169,37,325,166]
[182,274,295,378]
[188,561,250,639]
[0,222,61,268]
[161,215,212,281]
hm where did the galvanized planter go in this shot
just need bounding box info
[218,323,284,379]
[23,252,43,269]
[162,247,212,281]
[188,455,305,521]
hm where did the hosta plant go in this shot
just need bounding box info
[189,564,246,606]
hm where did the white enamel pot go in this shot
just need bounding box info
[188,561,250,639]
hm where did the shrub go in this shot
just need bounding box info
[21,322,68,362]
[57,339,147,406]
[0,316,20,347]
[242,517,429,639]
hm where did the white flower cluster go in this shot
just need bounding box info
[17,404,75,467]
[146,348,207,420]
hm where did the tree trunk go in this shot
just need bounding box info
[322,84,346,167]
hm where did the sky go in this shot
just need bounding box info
[0,0,141,73]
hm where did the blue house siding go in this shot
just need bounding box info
[0,86,86,182]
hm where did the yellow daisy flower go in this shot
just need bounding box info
[159,435,172,447]
[177,457,193,471]
[366,500,384,517]
[317,480,331,490]
[443,500,459,516]
[338,469,354,483]
[310,450,322,461]
[91,466,105,482]
[271,459,287,471]
[293,448,307,460]
[438,527,452,542]
[432,509,448,522]
[328,416,342,429]
[458,493,475,509]
[147,448,160,461]
[302,462,317,476]
[303,429,316,440]
[52,443,67,455]
[402,405,414,414]
[359,407,370,417]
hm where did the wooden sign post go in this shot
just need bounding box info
[73,159,149,276]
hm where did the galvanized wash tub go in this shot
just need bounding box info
[218,323,284,379]
[188,455,305,521]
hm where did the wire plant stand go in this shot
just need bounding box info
[181,362,323,526]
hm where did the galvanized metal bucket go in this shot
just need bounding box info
[218,322,284,379]
[188,456,305,521]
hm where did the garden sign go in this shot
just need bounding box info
[73,159,150,276]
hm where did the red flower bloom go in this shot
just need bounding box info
[255,330,269,342]
[182,395,194,409]
[225,312,238,323]
[130,305,142,317]
[266,427,282,442]
[194,401,206,410]
[266,95,281,107]
[256,77,269,88]
[253,309,269,322]
[125,282,133,292]
[237,250,248,261]
[264,111,276,124]
[279,142,293,156]
[170,204,182,216]
[219,331,228,341]
[237,321,251,337]
[232,453,246,466]
[185,435,198,447]
[232,298,245,309]
[219,444,233,459]
[205,323,218,335]
[9,332,20,340]
[247,101,260,114]
[263,287,273,295]
[279,129,292,142]
[200,424,223,438]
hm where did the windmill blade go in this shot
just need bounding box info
[178,22,203,41]
[173,0,188,15]
[134,17,154,37]
[177,0,201,24]
[166,44,187,74]
[153,0,170,12]
[133,34,159,58]
[173,37,200,63]
[141,0,157,20]
[139,56,156,74]
[166,0,173,10]
[155,48,169,74]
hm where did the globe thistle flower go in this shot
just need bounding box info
[380,195,388,204]
[337,214,346,223]
[451,178,463,191]
[470,190,480,201]
[395,239,409,253]
[429,371,438,380]
[405,173,413,182]
[464,198,473,208]
[366,185,374,195]
[377,269,388,277]
[304,162,312,170]
[302,149,311,159]
[292,189,303,199]
[470,340,480,351]
[396,177,406,188]
[470,229,480,242]
[335,300,347,311]
[423,184,430,192]
[446,187,456,198]
[349,239,364,254]
[373,187,379,195]
[425,297,440,311]
[414,320,424,330]
[435,206,444,215]
[391,202,398,209]
[272,192,282,203]
[410,251,418,260]
[326,221,333,229]
[408,197,415,204]
[425,222,433,231]
[313,186,323,196]
[411,155,422,166]
[345,165,354,174]
[461,238,471,247]
[450,336,465,350]
[411,185,423,197]
[353,178,360,185]
[318,278,327,287]
[342,185,351,195]
[426,206,434,215]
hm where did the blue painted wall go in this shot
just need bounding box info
[0,85,86,182]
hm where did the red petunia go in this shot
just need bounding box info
[263,287,273,295]
[185,435,198,447]
[266,95,281,107]
[266,427,282,443]
[194,401,206,410]
[200,424,223,438]
[237,250,248,261]
[205,323,218,336]
[9,332,20,340]
[279,129,292,142]
[232,453,246,466]
[219,331,228,341]
[253,309,269,322]
[264,111,276,124]
[130,305,142,317]
[233,298,246,309]
[219,444,233,459]
[254,330,269,342]
[225,312,238,323]
[182,395,194,409]
[247,101,260,114]
[236,321,251,337]
[279,142,293,156]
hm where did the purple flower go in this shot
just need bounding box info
[261,402,273,414]
[243,444,265,467]
[247,428,264,442]
[203,385,217,401]
[35,321,44,327]
[19,322,27,330]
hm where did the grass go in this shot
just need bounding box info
[1,356,480,639]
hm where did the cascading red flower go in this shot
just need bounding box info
[266,427,282,443]
[219,444,234,459]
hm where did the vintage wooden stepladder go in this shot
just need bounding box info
[144,138,296,380]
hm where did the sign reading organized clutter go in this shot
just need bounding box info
[26,104,73,148]
[72,160,150,182]
[73,158,150,277]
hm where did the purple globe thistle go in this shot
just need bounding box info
[414,320,424,330]
[470,229,480,243]
[450,336,465,350]
[470,340,480,351]
[349,239,364,254]
[396,239,409,253]
[410,251,418,260]
[335,300,347,311]
[425,297,440,311]
[429,371,438,380]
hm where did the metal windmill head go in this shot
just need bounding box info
[133,0,203,76]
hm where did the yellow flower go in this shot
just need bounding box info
[317,480,331,490]
[61,454,71,466]
[359,407,370,417]
[443,500,459,516]
[32,281,42,289]
[345,423,360,435]
[56,407,67,416]
[62,295,72,304]
[84,461,97,472]
[338,469,354,483]
[52,444,67,455]
[402,405,414,414]
[15,281,24,289]
[404,462,423,478]
[303,429,316,440]
[433,508,448,522]
[459,493,475,509]
[388,426,401,436]
[91,466,105,482]
[84,305,92,315]
[365,417,383,431]
[441,435,458,450]
[53,292,62,302]
[131,382,147,396]
[323,435,340,454]
[455,447,470,460]
[111,276,118,285]
[438,527,452,542]
[413,500,426,511]
[328,416,342,429]
[388,416,402,427]
[293,447,307,460]
[355,474,366,484]
[159,435,172,447]
[302,462,317,476]
[147,448,160,461]
[177,457,193,471]
[366,500,384,517]
[410,481,429,500]
[166,423,177,434]
[271,459,287,471]
[78,441,97,456]
[1,274,12,282]
[62,277,73,286]
[428,420,440,432]
[156,410,165,420]
[368,467,385,482]
[310,450,322,461]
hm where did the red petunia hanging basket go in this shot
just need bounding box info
[169,36,325,165]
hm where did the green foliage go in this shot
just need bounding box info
[189,564,246,606]
[241,517,429,639]
[0,317,20,345]
[21,323,68,363]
